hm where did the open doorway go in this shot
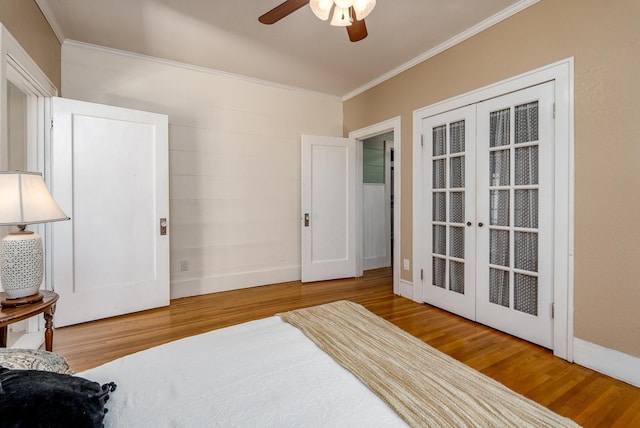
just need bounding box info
[349,116,401,296]
[362,132,393,271]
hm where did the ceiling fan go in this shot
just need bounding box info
[259,0,376,42]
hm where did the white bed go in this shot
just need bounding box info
[78,301,580,428]
[80,314,407,427]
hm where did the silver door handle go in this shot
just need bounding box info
[304,213,310,227]
[160,218,167,235]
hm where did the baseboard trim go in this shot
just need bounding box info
[10,332,44,350]
[398,279,413,299]
[171,266,300,299]
[573,338,640,388]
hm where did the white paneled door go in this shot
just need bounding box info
[422,82,555,348]
[301,135,356,282]
[50,97,170,327]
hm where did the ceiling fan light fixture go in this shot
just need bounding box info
[309,0,333,21]
[330,6,352,26]
[353,0,375,20]
[333,0,354,8]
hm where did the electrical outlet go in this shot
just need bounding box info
[403,259,410,271]
[180,259,190,272]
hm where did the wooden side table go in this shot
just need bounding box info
[0,290,59,352]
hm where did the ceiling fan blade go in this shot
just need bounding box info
[259,0,309,25]
[346,8,368,42]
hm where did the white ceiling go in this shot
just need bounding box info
[36,0,533,99]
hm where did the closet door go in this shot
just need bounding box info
[422,106,476,320]
[475,82,555,348]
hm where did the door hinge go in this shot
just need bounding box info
[553,102,556,119]
[50,118,54,128]
[551,303,555,319]
[421,134,424,147]
[420,269,424,280]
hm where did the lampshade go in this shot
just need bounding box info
[309,0,333,20]
[333,0,354,7]
[0,171,70,302]
[353,0,376,20]
[0,171,69,226]
[330,6,352,26]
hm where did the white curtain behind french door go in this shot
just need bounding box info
[422,82,555,348]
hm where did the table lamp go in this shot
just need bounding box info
[0,171,69,306]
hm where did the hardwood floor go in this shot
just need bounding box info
[54,268,640,427]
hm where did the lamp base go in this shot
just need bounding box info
[1,292,44,308]
[1,230,44,299]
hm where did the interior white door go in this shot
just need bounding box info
[422,105,477,320]
[301,135,356,282]
[50,97,169,327]
[475,82,555,348]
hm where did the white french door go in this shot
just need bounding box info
[422,105,476,320]
[422,82,555,348]
[476,83,555,348]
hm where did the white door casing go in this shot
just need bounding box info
[301,135,356,282]
[50,97,170,327]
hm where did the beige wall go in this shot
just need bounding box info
[0,0,60,89]
[345,0,640,358]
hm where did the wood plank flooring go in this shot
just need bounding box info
[53,268,640,427]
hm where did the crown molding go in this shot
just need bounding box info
[35,0,66,44]
[342,0,540,101]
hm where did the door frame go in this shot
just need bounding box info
[0,25,58,348]
[412,58,575,361]
[349,116,401,296]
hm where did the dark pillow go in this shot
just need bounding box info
[0,366,116,428]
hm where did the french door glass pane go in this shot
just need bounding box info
[490,150,510,186]
[450,261,465,294]
[490,109,510,147]
[490,229,510,267]
[449,120,465,153]
[433,125,446,156]
[514,231,538,272]
[433,257,446,289]
[449,226,464,259]
[450,156,465,188]
[490,268,509,307]
[515,102,539,144]
[514,189,538,228]
[514,273,538,315]
[490,190,509,226]
[515,146,538,185]
[449,192,464,223]
[433,159,446,189]
[433,192,446,222]
[433,225,446,255]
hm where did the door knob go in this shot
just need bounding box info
[160,218,168,235]
[304,213,310,227]
[478,222,484,227]
[466,221,472,226]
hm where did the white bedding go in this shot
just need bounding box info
[79,316,408,427]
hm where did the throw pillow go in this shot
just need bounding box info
[0,366,116,428]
